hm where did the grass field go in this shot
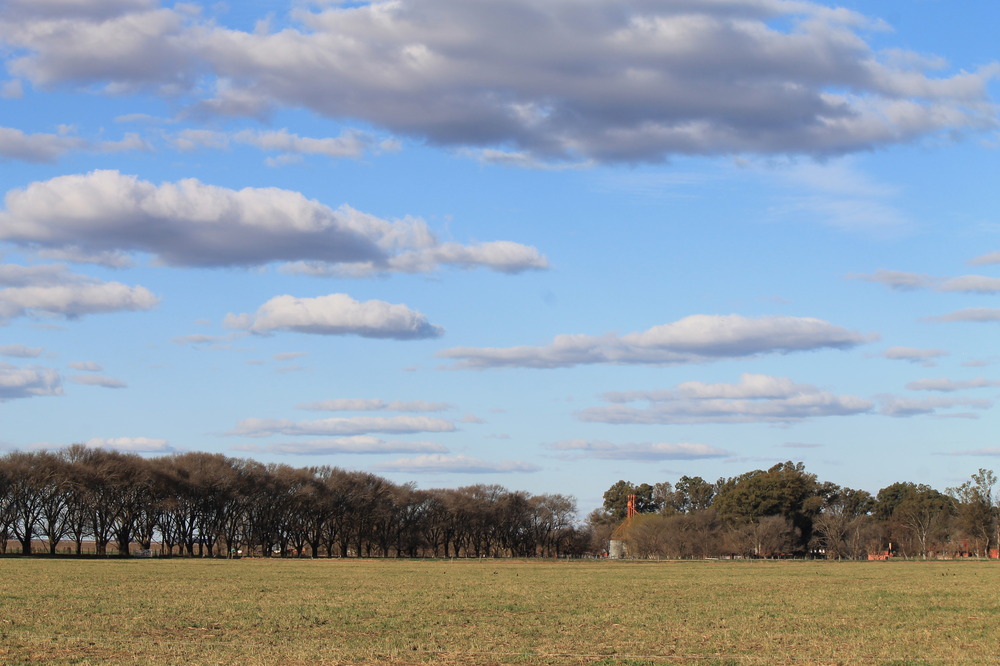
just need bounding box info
[1,557,998,664]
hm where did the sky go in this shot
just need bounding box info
[1,0,999,515]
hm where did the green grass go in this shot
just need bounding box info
[1,558,998,664]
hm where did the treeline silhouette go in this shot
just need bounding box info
[591,462,998,560]
[3,448,995,560]
[0,447,582,558]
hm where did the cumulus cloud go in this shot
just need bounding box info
[0,362,62,401]
[0,262,158,323]
[0,126,85,163]
[0,344,43,358]
[0,263,73,287]
[238,436,448,456]
[225,293,443,340]
[439,314,869,369]
[0,3,196,91]
[373,454,539,474]
[579,373,872,425]
[547,439,730,460]
[229,415,458,438]
[0,170,546,274]
[906,377,1000,392]
[3,1,995,163]
[68,374,127,389]
[81,436,172,453]
[296,398,452,412]
[882,347,949,363]
[878,395,993,418]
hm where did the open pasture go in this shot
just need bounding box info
[1,558,998,664]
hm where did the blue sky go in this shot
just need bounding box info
[1,0,998,514]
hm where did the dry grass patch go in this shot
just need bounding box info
[1,558,998,664]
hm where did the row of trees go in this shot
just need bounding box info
[4,448,995,560]
[591,462,998,560]
[0,447,583,558]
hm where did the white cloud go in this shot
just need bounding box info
[0,362,62,401]
[969,252,1000,266]
[0,126,85,162]
[296,398,452,412]
[3,1,995,163]
[0,263,157,323]
[68,374,126,389]
[905,378,1000,392]
[239,436,448,455]
[0,263,68,287]
[233,128,381,159]
[604,374,818,402]
[938,275,1000,294]
[547,439,730,461]
[229,415,458,438]
[1,5,196,91]
[97,132,151,153]
[68,361,102,371]
[170,129,229,152]
[579,373,872,425]
[882,346,949,363]
[281,241,549,277]
[0,344,43,358]
[0,263,156,323]
[850,269,936,291]
[82,436,171,453]
[169,127,395,161]
[0,170,546,274]
[439,314,869,369]
[928,308,1000,323]
[225,293,443,340]
[849,270,1000,294]
[198,4,999,162]
[34,247,134,268]
[171,332,247,348]
[373,454,539,474]
[0,125,148,164]
[463,148,591,170]
[878,395,993,418]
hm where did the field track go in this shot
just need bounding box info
[1,557,997,664]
